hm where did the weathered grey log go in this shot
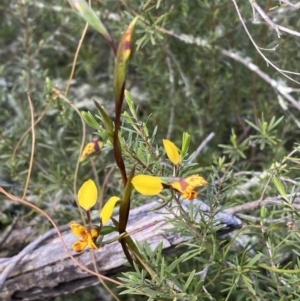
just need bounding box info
[0,200,242,301]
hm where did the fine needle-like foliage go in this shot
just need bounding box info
[2,0,300,301]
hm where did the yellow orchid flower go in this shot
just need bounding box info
[70,221,100,252]
[169,175,207,200]
[70,196,120,252]
[131,174,207,200]
[71,180,120,252]
[163,139,181,165]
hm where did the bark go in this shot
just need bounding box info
[0,200,242,301]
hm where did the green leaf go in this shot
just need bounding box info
[181,132,191,158]
[272,176,286,198]
[93,100,114,143]
[245,119,261,132]
[248,252,263,266]
[100,225,118,235]
[124,90,135,116]
[67,0,112,43]
[119,165,135,232]
[81,111,101,130]
[183,270,195,291]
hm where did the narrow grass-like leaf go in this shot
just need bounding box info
[248,253,263,266]
[119,164,135,232]
[183,270,195,292]
[100,225,118,235]
[81,111,101,130]
[111,216,144,270]
[67,0,113,44]
[93,100,114,143]
[272,176,287,199]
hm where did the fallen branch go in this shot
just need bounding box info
[0,200,241,301]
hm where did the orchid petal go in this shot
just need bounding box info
[87,235,98,249]
[70,221,88,237]
[78,179,98,211]
[182,187,198,200]
[163,139,181,165]
[90,226,100,239]
[185,175,207,187]
[170,180,188,193]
